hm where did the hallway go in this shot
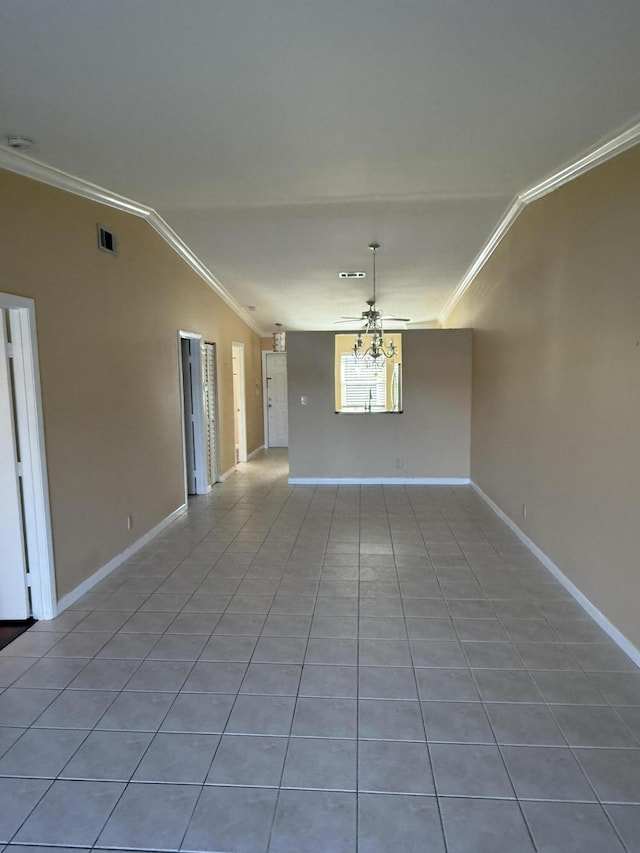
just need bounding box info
[1,449,639,852]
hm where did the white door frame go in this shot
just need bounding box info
[0,308,29,619]
[232,341,247,463]
[177,331,209,500]
[0,293,57,620]
[261,350,270,448]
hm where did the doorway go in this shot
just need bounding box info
[0,294,56,621]
[263,351,288,447]
[179,331,213,498]
[231,342,247,464]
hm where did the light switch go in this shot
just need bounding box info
[300,395,308,406]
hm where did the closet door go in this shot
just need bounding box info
[202,342,219,486]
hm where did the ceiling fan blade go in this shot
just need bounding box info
[334,317,365,323]
[381,315,411,322]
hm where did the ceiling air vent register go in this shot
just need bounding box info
[97,225,117,254]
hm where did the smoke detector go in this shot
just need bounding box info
[6,136,34,151]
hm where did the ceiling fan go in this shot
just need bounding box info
[335,243,411,330]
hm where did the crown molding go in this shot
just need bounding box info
[438,198,525,324]
[2,119,638,337]
[0,148,265,336]
[520,120,640,204]
[439,120,640,324]
[0,147,153,215]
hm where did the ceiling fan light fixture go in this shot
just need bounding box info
[346,242,404,363]
[273,322,286,352]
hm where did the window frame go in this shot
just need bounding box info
[334,333,403,414]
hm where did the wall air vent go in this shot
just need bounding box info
[97,225,117,254]
[339,271,366,279]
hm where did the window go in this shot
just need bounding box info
[341,354,386,411]
[335,333,402,413]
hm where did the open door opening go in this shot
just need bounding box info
[179,331,210,498]
[180,337,198,495]
[231,342,247,464]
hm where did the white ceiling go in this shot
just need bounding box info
[1,0,639,332]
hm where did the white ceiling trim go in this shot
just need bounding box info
[439,120,640,324]
[0,148,265,336]
[437,197,525,325]
[2,114,638,336]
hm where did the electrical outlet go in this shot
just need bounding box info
[396,458,404,470]
[127,515,133,531]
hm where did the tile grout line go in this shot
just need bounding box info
[264,480,321,853]
[447,486,633,853]
[405,483,456,853]
[2,457,640,852]
[177,464,299,853]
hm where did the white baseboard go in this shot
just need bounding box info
[56,503,187,614]
[471,481,640,668]
[219,465,237,482]
[246,445,265,462]
[288,477,470,485]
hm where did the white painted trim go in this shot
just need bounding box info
[147,216,263,336]
[219,465,237,482]
[177,335,190,507]
[438,199,524,323]
[56,503,187,614]
[471,481,640,668]
[439,120,640,324]
[0,293,57,620]
[288,477,470,485]
[0,309,29,619]
[231,341,248,463]
[246,445,265,462]
[519,121,640,204]
[0,148,265,337]
[262,350,269,448]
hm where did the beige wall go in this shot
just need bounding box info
[288,329,471,479]
[446,144,640,648]
[1,169,263,599]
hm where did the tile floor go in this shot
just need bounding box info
[1,449,639,852]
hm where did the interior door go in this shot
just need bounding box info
[266,352,288,447]
[0,309,30,619]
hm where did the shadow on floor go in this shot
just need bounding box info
[0,618,36,651]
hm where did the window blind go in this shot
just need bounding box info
[340,354,387,411]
